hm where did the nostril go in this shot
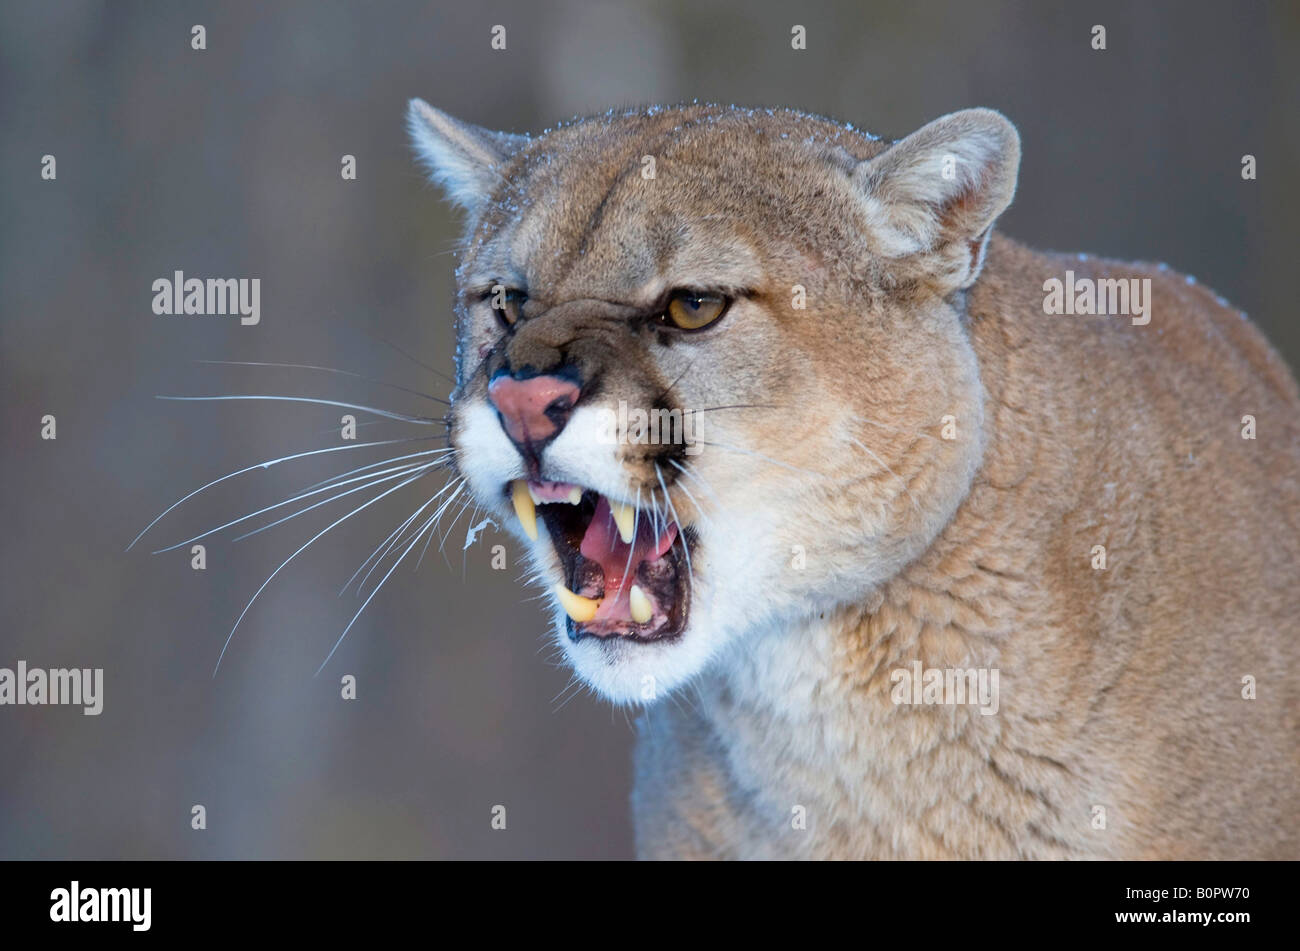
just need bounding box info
[543,393,576,427]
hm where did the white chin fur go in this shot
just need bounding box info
[554,603,716,705]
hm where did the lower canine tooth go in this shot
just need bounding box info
[609,499,636,544]
[554,584,600,623]
[511,480,537,540]
[629,584,653,624]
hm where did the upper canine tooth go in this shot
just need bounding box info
[567,486,583,505]
[554,584,600,623]
[609,498,636,544]
[629,584,653,624]
[511,480,538,540]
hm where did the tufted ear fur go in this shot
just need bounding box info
[407,98,528,217]
[852,108,1020,291]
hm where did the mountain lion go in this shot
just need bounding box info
[407,100,1300,859]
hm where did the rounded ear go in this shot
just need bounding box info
[406,98,529,217]
[852,108,1020,290]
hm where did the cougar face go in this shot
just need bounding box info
[409,101,1017,702]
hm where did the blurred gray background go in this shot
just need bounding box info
[1,0,1296,859]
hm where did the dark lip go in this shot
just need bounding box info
[534,493,693,645]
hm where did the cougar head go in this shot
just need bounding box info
[407,100,1019,703]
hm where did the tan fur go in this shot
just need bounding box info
[409,101,1300,859]
[635,236,1300,859]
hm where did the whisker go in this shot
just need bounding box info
[687,402,781,414]
[314,488,452,676]
[644,483,658,538]
[437,492,475,555]
[418,478,470,569]
[655,463,693,596]
[367,331,457,387]
[349,506,428,596]
[846,436,923,517]
[212,463,442,676]
[655,361,695,404]
[413,481,468,573]
[670,473,714,533]
[301,445,454,494]
[195,360,450,405]
[151,451,449,553]
[349,475,463,596]
[667,458,722,507]
[621,486,641,584]
[550,674,584,710]
[127,435,446,552]
[156,394,442,425]
[227,460,438,545]
[552,675,591,713]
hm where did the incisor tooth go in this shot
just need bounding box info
[511,480,537,540]
[629,584,653,624]
[609,498,636,544]
[554,583,600,623]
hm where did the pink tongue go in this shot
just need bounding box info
[579,497,676,621]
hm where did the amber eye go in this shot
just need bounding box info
[489,286,527,327]
[663,290,729,331]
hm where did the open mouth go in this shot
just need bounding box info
[507,479,692,643]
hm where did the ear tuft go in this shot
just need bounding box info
[853,108,1020,289]
[406,98,528,216]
